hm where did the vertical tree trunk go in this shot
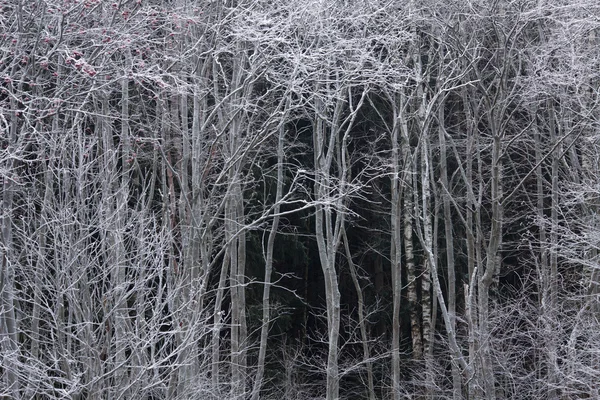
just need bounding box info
[462,83,482,400]
[176,76,195,397]
[315,198,342,400]
[414,38,434,395]
[478,133,502,400]
[342,223,376,400]
[311,78,358,400]
[438,67,462,400]
[0,155,19,400]
[228,188,246,400]
[389,93,404,400]
[1,55,21,398]
[212,252,230,394]
[251,124,285,400]
[545,99,560,398]
[314,102,342,400]
[403,148,421,362]
[533,103,550,396]
[418,107,433,397]
[227,48,250,400]
[414,111,471,396]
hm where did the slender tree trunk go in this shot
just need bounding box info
[545,99,560,398]
[315,199,342,400]
[404,155,421,362]
[251,124,285,400]
[478,133,502,400]
[176,76,196,397]
[312,80,349,400]
[414,40,434,395]
[463,84,483,400]
[212,252,230,394]
[389,93,404,400]
[1,187,19,400]
[418,110,433,397]
[414,120,471,393]
[1,53,21,399]
[438,77,462,400]
[533,104,552,396]
[228,193,244,399]
[342,227,376,400]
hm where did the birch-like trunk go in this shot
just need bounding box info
[418,108,433,396]
[401,126,421,363]
[389,94,404,400]
[414,125,471,394]
[413,39,434,395]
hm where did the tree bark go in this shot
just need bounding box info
[389,92,404,400]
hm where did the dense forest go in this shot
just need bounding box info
[1,0,599,398]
